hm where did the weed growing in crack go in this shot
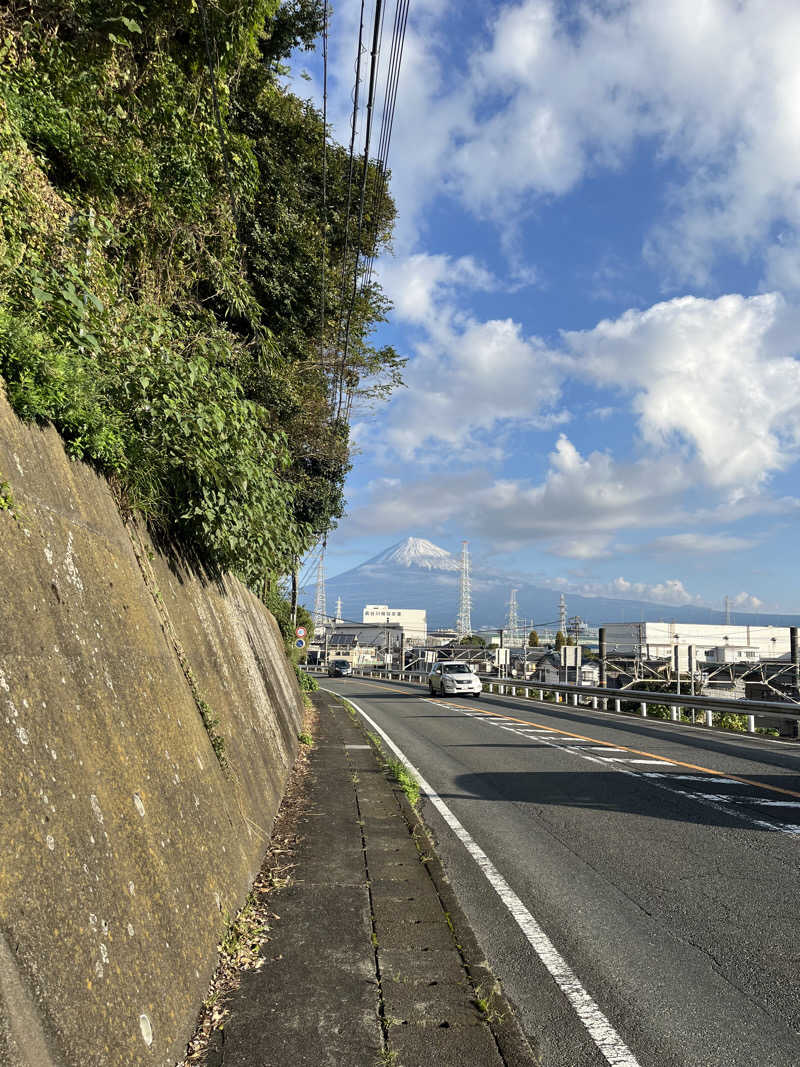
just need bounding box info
[386,759,420,807]
[297,732,313,746]
[474,980,506,1025]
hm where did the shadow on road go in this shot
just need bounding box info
[438,769,799,831]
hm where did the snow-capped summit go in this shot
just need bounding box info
[364,537,461,571]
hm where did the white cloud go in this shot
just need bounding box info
[446,0,800,285]
[730,591,765,611]
[345,434,689,549]
[375,253,566,460]
[564,292,800,489]
[647,532,757,554]
[589,576,701,606]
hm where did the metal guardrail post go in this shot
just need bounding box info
[615,698,621,713]
[706,709,713,727]
[640,702,647,717]
[539,689,544,700]
[747,714,756,734]
[670,706,678,721]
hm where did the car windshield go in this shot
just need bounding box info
[334,661,349,667]
[443,664,471,674]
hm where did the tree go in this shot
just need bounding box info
[528,630,539,647]
[554,631,566,650]
[459,635,486,647]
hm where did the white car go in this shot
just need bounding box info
[428,661,482,697]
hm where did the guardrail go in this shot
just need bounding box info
[309,665,800,736]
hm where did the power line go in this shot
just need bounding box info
[320,0,329,354]
[336,0,385,421]
[363,0,410,290]
[332,0,368,408]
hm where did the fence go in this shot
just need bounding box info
[311,665,800,736]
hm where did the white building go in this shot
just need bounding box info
[602,622,791,667]
[362,604,427,642]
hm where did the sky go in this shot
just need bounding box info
[292,0,800,613]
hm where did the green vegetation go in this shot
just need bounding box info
[528,630,539,646]
[554,630,566,650]
[474,980,506,1025]
[0,477,13,511]
[386,758,420,807]
[0,0,401,628]
[459,634,486,647]
[297,731,313,746]
[295,665,318,692]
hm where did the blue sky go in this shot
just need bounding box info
[293,0,800,613]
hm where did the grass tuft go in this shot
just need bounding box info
[387,758,420,807]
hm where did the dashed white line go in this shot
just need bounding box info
[329,691,643,1067]
[432,696,800,840]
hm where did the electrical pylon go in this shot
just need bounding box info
[313,550,327,634]
[456,540,472,638]
[506,588,520,645]
[559,592,567,637]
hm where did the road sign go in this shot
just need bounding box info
[295,626,307,638]
[295,638,306,649]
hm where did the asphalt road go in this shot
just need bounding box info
[322,676,800,1067]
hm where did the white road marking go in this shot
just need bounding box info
[425,694,800,839]
[327,690,643,1067]
[643,774,738,784]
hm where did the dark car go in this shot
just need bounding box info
[327,659,353,677]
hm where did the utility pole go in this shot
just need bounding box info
[313,549,327,635]
[324,631,329,667]
[599,627,607,689]
[688,644,695,696]
[559,593,567,639]
[335,596,343,624]
[674,637,681,698]
[724,595,731,626]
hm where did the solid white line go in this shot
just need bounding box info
[326,690,643,1067]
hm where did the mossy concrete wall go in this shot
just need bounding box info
[0,388,304,1066]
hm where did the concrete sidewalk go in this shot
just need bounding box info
[206,690,537,1067]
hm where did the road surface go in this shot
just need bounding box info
[322,675,800,1067]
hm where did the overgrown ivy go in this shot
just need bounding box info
[0,0,402,592]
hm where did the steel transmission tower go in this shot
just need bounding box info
[559,593,567,637]
[506,588,520,645]
[456,540,472,638]
[313,551,327,634]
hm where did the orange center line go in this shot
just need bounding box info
[446,702,800,801]
[336,678,800,802]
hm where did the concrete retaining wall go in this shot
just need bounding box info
[0,388,304,1066]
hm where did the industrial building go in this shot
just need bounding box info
[361,604,427,642]
[602,622,791,667]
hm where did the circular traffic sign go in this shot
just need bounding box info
[295,626,307,638]
[295,638,306,649]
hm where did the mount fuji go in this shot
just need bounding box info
[302,537,800,631]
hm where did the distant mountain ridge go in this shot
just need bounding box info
[302,536,800,630]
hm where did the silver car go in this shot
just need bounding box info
[428,661,482,697]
